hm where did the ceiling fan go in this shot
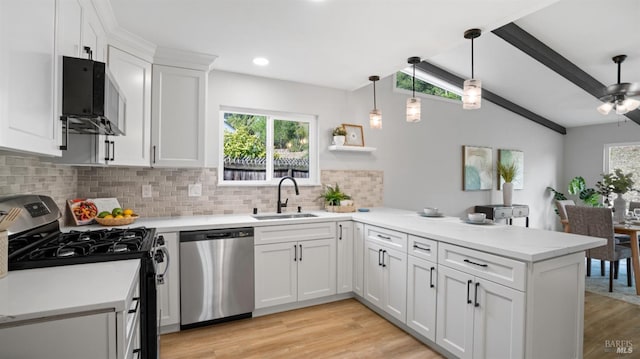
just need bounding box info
[597,54,640,115]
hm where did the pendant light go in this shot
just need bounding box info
[462,28,482,110]
[406,56,421,122]
[369,75,382,129]
[597,55,640,115]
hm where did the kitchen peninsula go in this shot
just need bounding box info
[80,207,604,359]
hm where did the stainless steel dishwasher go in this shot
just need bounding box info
[180,227,254,329]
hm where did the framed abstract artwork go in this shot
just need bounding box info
[463,145,493,191]
[498,149,524,190]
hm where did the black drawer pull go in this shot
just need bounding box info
[464,259,488,268]
[377,234,392,240]
[413,244,431,252]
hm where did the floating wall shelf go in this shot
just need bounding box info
[328,145,376,153]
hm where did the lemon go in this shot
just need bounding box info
[115,214,124,219]
[123,209,134,216]
[124,214,132,218]
[104,214,114,219]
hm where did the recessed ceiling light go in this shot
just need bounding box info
[253,57,269,66]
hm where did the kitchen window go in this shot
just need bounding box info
[604,142,640,202]
[219,107,318,185]
[395,70,461,101]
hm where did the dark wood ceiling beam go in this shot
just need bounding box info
[416,61,567,135]
[492,22,640,125]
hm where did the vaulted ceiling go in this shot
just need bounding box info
[107,0,640,130]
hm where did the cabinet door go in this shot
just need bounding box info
[336,221,354,294]
[472,278,525,359]
[363,241,384,309]
[436,265,475,359]
[298,238,337,301]
[255,242,297,309]
[157,232,180,333]
[382,246,407,323]
[407,255,437,341]
[107,46,152,166]
[57,0,82,58]
[151,65,206,167]
[0,0,60,156]
[353,222,365,296]
[0,312,117,359]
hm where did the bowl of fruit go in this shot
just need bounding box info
[95,207,139,226]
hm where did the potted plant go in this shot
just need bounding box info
[317,183,354,212]
[497,161,517,206]
[332,126,347,146]
[596,168,635,221]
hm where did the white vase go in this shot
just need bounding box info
[613,195,626,223]
[333,136,345,146]
[503,182,514,206]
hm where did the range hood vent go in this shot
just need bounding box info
[62,116,124,136]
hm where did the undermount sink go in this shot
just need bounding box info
[252,213,318,220]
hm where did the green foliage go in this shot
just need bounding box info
[497,161,517,183]
[596,168,635,195]
[396,72,461,100]
[317,183,351,206]
[223,126,267,159]
[566,176,600,207]
[274,120,308,152]
[332,126,347,136]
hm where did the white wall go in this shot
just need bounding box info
[349,75,565,229]
[207,70,378,171]
[564,121,640,193]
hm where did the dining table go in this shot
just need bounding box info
[561,219,640,295]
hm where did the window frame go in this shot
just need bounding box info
[604,141,640,202]
[218,106,319,186]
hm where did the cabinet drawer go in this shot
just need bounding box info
[255,222,336,245]
[493,208,513,219]
[408,235,437,262]
[365,225,407,252]
[438,243,526,291]
[513,206,529,217]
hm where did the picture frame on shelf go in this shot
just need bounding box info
[342,123,364,146]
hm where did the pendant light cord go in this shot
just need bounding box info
[373,80,377,110]
[471,37,475,79]
[617,60,621,84]
[412,63,416,97]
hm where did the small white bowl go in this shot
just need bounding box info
[468,213,486,222]
[424,207,439,216]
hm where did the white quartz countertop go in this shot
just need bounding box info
[63,208,605,263]
[0,260,140,325]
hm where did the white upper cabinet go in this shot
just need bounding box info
[58,0,83,58]
[151,65,207,167]
[107,46,152,166]
[0,0,60,156]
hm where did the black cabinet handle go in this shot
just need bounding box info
[133,348,141,359]
[429,267,435,288]
[413,244,431,252]
[377,234,391,240]
[464,259,488,268]
[59,116,69,150]
[104,139,110,161]
[299,244,302,261]
[378,249,382,266]
[128,297,140,314]
[339,224,343,240]
[474,282,480,307]
[152,145,156,164]
[382,250,387,268]
[110,141,115,161]
[467,280,473,304]
[294,245,297,262]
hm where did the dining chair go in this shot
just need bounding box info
[555,199,575,233]
[566,205,632,292]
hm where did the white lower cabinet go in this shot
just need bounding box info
[407,255,437,341]
[353,222,364,296]
[156,232,180,333]
[436,264,525,359]
[255,237,336,309]
[364,238,407,322]
[337,221,354,294]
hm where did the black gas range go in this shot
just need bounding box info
[2,194,165,359]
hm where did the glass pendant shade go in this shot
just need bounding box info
[623,98,640,112]
[462,79,482,109]
[597,102,614,115]
[369,109,382,129]
[406,97,421,122]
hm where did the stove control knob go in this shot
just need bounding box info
[156,235,165,246]
[154,249,164,263]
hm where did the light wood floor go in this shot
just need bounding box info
[161,293,639,359]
